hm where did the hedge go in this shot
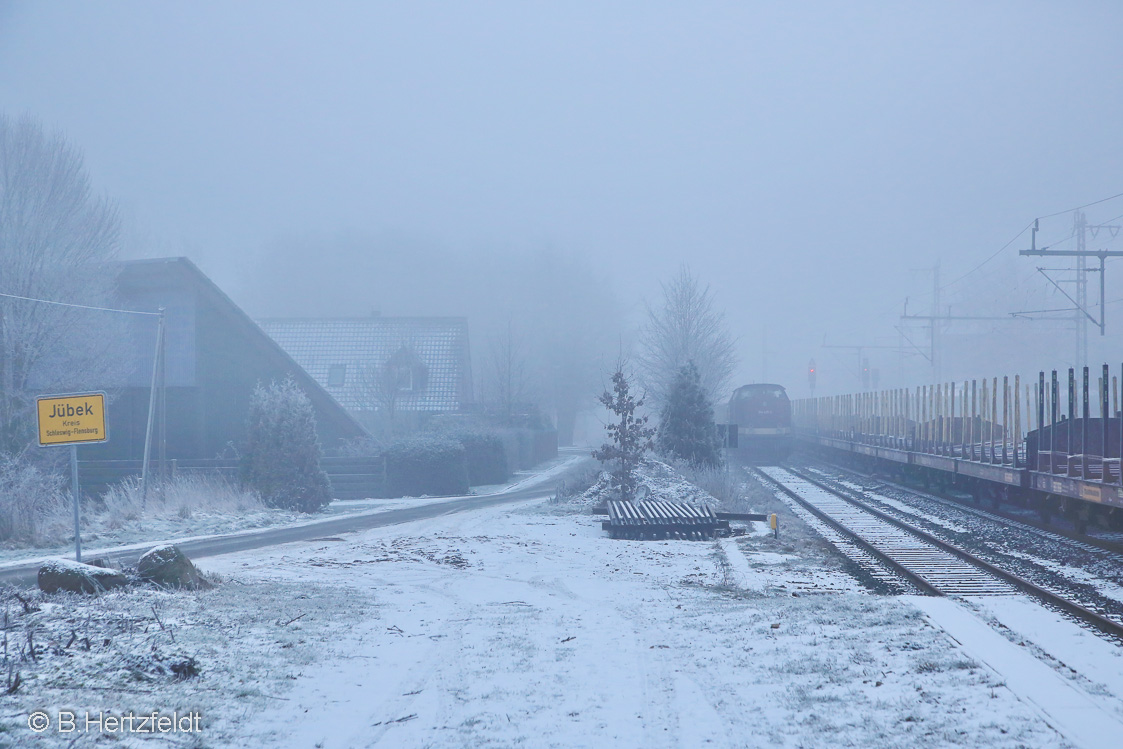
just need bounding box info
[384,436,469,497]
[453,431,508,486]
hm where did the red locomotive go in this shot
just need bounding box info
[728,383,793,463]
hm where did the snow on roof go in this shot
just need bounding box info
[258,317,472,413]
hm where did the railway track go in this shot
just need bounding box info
[753,464,1123,641]
[810,455,1123,556]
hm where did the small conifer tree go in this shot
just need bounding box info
[592,366,656,501]
[657,361,723,467]
[242,379,333,513]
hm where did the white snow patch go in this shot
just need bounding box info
[193,500,1068,748]
[909,595,1123,749]
[575,457,719,508]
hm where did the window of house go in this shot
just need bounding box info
[328,364,347,387]
[395,365,413,392]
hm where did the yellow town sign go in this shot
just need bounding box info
[36,392,108,447]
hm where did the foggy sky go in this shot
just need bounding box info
[3,1,1123,398]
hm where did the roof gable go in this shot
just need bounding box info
[259,317,472,412]
[114,258,368,441]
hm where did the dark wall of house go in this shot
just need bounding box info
[194,299,362,457]
[84,387,204,460]
[83,258,366,461]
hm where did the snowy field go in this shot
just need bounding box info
[0,501,1097,746]
[5,463,1123,748]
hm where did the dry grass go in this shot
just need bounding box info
[548,464,601,505]
[0,455,71,546]
[670,460,741,506]
[99,473,264,529]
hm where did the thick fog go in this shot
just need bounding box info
[3,1,1123,402]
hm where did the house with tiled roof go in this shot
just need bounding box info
[258,317,473,423]
[83,257,368,461]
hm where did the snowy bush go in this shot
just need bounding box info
[657,361,723,468]
[0,454,70,545]
[548,464,600,505]
[385,436,468,497]
[241,379,333,513]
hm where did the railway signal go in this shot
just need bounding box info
[808,359,816,395]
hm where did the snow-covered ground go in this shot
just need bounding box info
[5,461,1123,747]
[0,453,580,569]
[204,498,1113,748]
[573,457,721,508]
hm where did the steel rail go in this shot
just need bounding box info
[751,467,943,597]
[811,454,1123,558]
[776,464,1123,641]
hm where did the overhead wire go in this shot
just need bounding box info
[0,291,161,316]
[1035,191,1123,220]
[835,193,1123,351]
[940,192,1123,294]
[938,222,1032,293]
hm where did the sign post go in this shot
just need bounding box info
[70,444,80,561]
[36,392,109,562]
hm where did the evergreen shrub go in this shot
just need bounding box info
[241,379,333,513]
[657,361,723,468]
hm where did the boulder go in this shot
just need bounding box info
[38,559,130,594]
[136,545,211,590]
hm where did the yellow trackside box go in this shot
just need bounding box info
[37,392,108,447]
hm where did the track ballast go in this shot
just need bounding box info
[754,464,1123,641]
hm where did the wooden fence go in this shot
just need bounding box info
[78,456,386,500]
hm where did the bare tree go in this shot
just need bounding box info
[637,265,737,408]
[353,363,391,438]
[242,240,621,446]
[353,343,427,440]
[487,316,533,421]
[511,252,620,444]
[0,114,123,454]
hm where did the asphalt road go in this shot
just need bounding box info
[1,454,593,588]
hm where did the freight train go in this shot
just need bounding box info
[728,383,793,463]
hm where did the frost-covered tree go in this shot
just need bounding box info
[637,265,737,408]
[354,360,401,440]
[242,241,621,446]
[353,343,428,440]
[486,315,533,421]
[241,379,333,513]
[0,114,124,453]
[657,361,722,467]
[592,365,655,501]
